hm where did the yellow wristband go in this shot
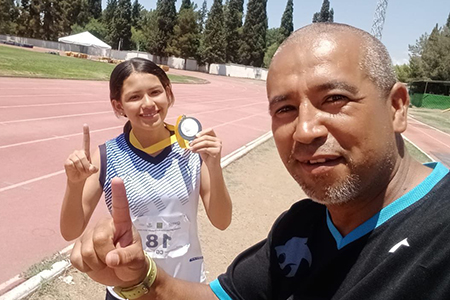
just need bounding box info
[113,252,158,299]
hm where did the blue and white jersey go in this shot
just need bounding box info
[99,127,205,285]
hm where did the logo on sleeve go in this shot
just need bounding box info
[389,238,410,253]
[275,237,312,278]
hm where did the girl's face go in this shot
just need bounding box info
[112,72,173,132]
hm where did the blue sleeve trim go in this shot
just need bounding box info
[209,279,233,300]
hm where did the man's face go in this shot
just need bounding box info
[267,33,398,205]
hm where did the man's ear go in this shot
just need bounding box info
[389,82,409,133]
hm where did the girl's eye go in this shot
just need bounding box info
[129,95,140,101]
[151,89,162,96]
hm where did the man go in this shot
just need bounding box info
[71,23,450,299]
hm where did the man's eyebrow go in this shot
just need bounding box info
[268,95,288,110]
[316,81,359,94]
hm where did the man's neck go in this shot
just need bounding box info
[327,154,432,237]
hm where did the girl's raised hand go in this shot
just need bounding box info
[189,128,222,167]
[64,124,98,183]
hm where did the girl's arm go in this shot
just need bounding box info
[190,128,232,230]
[60,125,103,241]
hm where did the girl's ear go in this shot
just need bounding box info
[165,85,175,107]
[111,99,125,117]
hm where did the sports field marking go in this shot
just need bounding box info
[0,93,99,98]
[0,170,65,193]
[0,101,105,109]
[0,126,123,149]
[0,111,111,125]
[214,112,269,129]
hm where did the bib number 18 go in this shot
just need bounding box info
[146,233,172,249]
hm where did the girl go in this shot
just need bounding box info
[60,58,232,299]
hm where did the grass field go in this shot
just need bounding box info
[409,107,450,134]
[0,45,207,83]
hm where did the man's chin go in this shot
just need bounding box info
[297,174,361,206]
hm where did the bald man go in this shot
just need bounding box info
[71,23,450,300]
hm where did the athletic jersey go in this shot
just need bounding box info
[210,162,450,300]
[99,124,205,286]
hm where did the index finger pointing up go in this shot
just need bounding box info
[83,124,91,161]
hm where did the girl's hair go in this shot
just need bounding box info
[109,57,174,105]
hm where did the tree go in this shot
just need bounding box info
[152,0,177,58]
[446,12,450,29]
[239,0,268,67]
[394,64,412,83]
[87,0,102,19]
[312,0,334,23]
[180,0,192,11]
[41,0,65,40]
[141,9,158,53]
[131,0,143,28]
[421,24,450,81]
[131,26,146,51]
[29,0,43,38]
[279,0,293,41]
[198,0,208,33]
[104,0,132,50]
[0,0,17,34]
[15,0,31,36]
[202,0,227,66]
[168,6,200,67]
[224,0,244,63]
[263,42,279,68]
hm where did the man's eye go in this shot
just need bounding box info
[276,105,296,114]
[326,95,348,103]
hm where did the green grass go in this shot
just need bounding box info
[409,107,450,134]
[404,139,432,164]
[0,45,208,83]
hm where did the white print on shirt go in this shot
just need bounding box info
[389,238,410,253]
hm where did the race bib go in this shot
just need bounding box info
[135,214,191,259]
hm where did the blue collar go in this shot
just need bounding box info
[327,162,449,250]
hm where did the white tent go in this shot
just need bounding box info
[58,31,111,49]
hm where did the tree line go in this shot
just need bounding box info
[395,13,450,83]
[0,0,334,68]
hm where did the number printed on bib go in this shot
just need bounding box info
[135,214,191,259]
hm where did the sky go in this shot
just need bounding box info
[103,0,450,66]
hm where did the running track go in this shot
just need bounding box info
[0,70,269,284]
[1,70,449,287]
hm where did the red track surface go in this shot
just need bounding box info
[0,70,269,284]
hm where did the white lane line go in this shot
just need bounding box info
[0,170,65,193]
[0,93,99,98]
[0,126,123,149]
[0,101,106,109]
[408,116,450,138]
[0,111,111,125]
[214,112,268,129]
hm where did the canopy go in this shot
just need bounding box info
[58,31,111,49]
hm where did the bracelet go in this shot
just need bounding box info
[113,251,158,299]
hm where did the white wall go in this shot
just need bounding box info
[209,63,268,80]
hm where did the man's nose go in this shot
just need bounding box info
[293,102,328,144]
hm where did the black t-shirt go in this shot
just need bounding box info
[210,163,450,300]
